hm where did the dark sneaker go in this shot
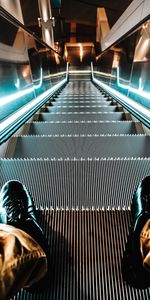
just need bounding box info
[122,176,150,288]
[0,180,49,255]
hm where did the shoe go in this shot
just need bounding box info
[122,176,150,288]
[0,180,49,256]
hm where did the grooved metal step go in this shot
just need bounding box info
[56,92,107,95]
[1,159,150,208]
[59,95,107,98]
[24,121,138,135]
[11,135,150,159]
[48,100,113,105]
[56,89,105,93]
[36,112,128,122]
[55,96,109,100]
[11,209,150,300]
[44,106,119,113]
[60,91,101,94]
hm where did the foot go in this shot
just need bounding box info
[0,180,49,255]
[122,176,150,288]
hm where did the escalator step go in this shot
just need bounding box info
[1,159,150,208]
[10,209,150,299]
[37,112,128,122]
[55,96,108,100]
[44,106,119,113]
[11,135,150,159]
[25,121,138,135]
[49,100,113,105]
[60,89,101,94]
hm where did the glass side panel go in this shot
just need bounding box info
[0,17,35,122]
[94,50,114,85]
[94,18,150,113]
[0,14,66,123]
[28,40,66,97]
[109,31,138,96]
[129,21,150,108]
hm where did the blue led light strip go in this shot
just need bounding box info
[0,67,68,144]
[0,69,43,107]
[116,67,150,100]
[91,63,150,128]
[93,67,150,100]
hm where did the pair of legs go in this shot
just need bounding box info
[0,178,150,299]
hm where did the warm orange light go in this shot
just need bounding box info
[54,52,60,64]
[79,43,83,62]
[22,65,30,78]
[112,52,120,68]
[134,38,150,62]
[64,47,68,60]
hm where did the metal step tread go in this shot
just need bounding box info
[11,135,150,159]
[56,95,101,99]
[27,120,140,124]
[1,158,150,208]
[44,106,118,113]
[37,112,128,122]
[48,105,114,108]
[49,101,113,105]
[41,111,121,115]
[11,209,150,300]
[23,122,138,135]
[55,96,109,100]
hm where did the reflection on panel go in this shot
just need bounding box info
[129,21,150,108]
[0,13,66,122]
[94,50,114,85]
[94,18,150,110]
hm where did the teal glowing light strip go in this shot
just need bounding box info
[0,86,34,106]
[0,68,43,107]
[43,71,66,79]
[0,78,66,132]
[0,67,68,144]
[94,67,150,100]
[116,67,150,100]
[92,66,150,127]
[93,67,150,100]
[34,68,43,89]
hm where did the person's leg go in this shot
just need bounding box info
[0,180,49,299]
[140,218,150,272]
[122,176,150,288]
[0,224,47,300]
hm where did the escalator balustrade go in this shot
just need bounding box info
[1,77,150,299]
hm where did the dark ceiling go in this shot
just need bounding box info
[21,0,133,43]
[60,0,132,28]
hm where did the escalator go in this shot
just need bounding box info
[1,75,150,299]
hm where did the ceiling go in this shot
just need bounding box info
[59,0,133,28]
[21,0,133,43]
